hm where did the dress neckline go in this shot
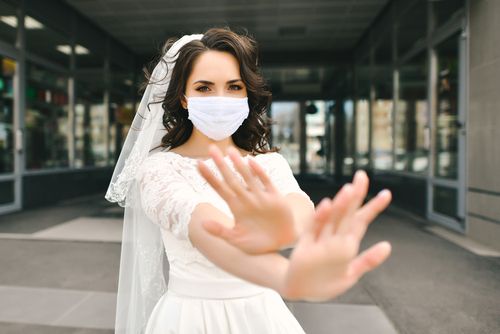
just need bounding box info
[161,150,276,163]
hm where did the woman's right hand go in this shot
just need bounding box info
[280,172,393,302]
[197,144,299,254]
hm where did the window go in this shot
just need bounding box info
[395,52,429,173]
[305,100,329,174]
[434,33,460,180]
[343,100,354,174]
[270,101,301,173]
[25,62,69,169]
[355,99,370,168]
[0,56,15,173]
[0,1,20,45]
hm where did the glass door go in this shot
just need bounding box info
[427,31,466,232]
[0,54,20,213]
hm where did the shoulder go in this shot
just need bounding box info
[139,152,170,170]
[252,151,292,172]
[253,150,282,159]
[255,151,289,164]
[136,152,181,180]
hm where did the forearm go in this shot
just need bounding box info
[188,202,289,294]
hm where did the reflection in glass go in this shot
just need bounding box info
[25,61,69,169]
[109,100,134,163]
[305,100,329,174]
[74,102,87,168]
[354,60,370,169]
[75,79,106,168]
[26,22,70,68]
[433,185,458,218]
[0,180,13,204]
[396,52,429,173]
[324,102,335,175]
[109,87,134,162]
[343,100,354,174]
[397,0,427,57]
[270,101,300,173]
[0,56,15,173]
[372,99,393,170]
[355,100,370,168]
[0,1,21,45]
[433,0,465,27]
[435,33,459,179]
[109,63,135,162]
[373,42,394,170]
[90,104,107,167]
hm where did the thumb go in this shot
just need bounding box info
[201,220,235,242]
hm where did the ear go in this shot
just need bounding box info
[180,95,187,110]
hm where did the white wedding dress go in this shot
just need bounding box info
[135,150,313,334]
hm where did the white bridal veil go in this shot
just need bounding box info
[104,33,204,334]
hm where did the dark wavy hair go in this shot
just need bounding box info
[140,26,279,155]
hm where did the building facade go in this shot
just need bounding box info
[0,0,137,211]
[0,0,498,250]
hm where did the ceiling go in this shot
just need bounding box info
[64,0,388,58]
[63,0,390,99]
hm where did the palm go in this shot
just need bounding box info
[197,145,297,254]
[285,233,359,302]
[228,194,295,253]
[282,172,393,302]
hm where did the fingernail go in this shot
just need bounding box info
[378,189,391,197]
[317,197,329,209]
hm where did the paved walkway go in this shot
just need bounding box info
[0,192,498,334]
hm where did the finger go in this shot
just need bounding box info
[201,219,238,243]
[310,197,333,241]
[227,146,261,193]
[314,184,354,239]
[247,156,279,194]
[335,170,369,234]
[208,145,250,199]
[197,160,235,201]
[313,197,332,223]
[351,189,392,240]
[346,241,392,280]
[351,170,369,208]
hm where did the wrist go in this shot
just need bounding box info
[277,269,302,301]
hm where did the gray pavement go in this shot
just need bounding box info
[0,192,498,334]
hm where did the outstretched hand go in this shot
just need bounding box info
[197,144,393,302]
[197,144,299,254]
[282,171,393,302]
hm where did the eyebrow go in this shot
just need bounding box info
[193,79,243,85]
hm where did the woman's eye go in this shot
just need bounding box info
[230,85,242,90]
[196,86,209,92]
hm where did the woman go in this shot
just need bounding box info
[106,27,392,334]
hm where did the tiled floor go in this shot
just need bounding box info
[0,285,115,329]
[0,193,499,333]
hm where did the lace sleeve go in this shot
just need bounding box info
[136,154,206,241]
[268,153,313,204]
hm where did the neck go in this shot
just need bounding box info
[182,127,239,157]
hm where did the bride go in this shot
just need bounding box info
[105,27,392,334]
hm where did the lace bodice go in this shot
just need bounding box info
[136,150,313,280]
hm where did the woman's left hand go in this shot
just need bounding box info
[197,144,297,254]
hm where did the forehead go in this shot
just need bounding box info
[188,50,240,81]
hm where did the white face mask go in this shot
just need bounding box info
[185,95,250,141]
